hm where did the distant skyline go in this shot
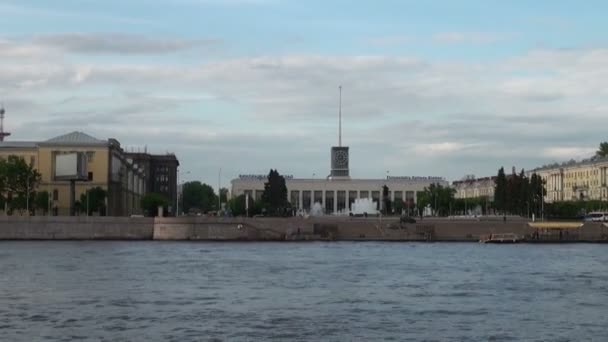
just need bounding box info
[1,0,607,186]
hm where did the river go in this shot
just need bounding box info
[1,241,607,341]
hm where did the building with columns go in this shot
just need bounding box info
[528,158,608,203]
[231,176,448,214]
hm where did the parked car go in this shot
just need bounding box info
[584,212,608,222]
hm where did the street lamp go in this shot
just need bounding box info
[176,169,190,216]
[26,174,30,216]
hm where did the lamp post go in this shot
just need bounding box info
[218,168,222,213]
[176,169,190,216]
[26,174,30,216]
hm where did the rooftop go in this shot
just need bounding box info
[42,131,107,145]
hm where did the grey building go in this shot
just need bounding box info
[126,152,179,216]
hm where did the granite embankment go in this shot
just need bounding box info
[1,216,608,242]
[0,216,154,240]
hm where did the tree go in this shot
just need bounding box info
[416,191,431,216]
[228,194,258,217]
[219,187,229,204]
[382,185,392,215]
[79,187,107,216]
[597,142,608,158]
[141,193,170,217]
[393,199,405,215]
[182,181,217,213]
[261,169,289,216]
[34,191,50,216]
[0,156,42,214]
[506,168,521,215]
[494,167,508,215]
[519,169,530,217]
[418,183,455,216]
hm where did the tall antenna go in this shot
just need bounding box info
[338,85,342,147]
[0,103,10,142]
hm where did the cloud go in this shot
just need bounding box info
[365,35,413,47]
[543,147,596,160]
[31,33,218,55]
[432,31,508,44]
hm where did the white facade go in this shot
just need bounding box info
[452,177,495,200]
[231,176,448,214]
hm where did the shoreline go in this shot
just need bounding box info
[0,216,606,243]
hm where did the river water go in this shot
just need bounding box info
[1,242,607,341]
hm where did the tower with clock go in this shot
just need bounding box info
[329,86,350,179]
[330,146,350,178]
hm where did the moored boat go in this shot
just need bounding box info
[480,233,519,243]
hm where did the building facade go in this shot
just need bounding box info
[231,175,448,214]
[452,176,496,200]
[125,152,179,215]
[0,131,178,216]
[528,158,608,203]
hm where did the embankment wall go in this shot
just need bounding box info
[0,216,606,242]
[0,216,154,240]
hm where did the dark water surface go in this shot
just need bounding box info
[1,242,607,341]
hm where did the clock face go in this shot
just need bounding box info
[334,150,348,166]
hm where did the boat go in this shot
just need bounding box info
[480,233,519,243]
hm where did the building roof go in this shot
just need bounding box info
[529,156,608,173]
[42,131,107,146]
[0,141,38,149]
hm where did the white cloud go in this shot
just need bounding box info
[432,32,508,44]
[543,147,596,160]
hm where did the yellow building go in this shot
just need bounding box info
[0,132,146,216]
[528,158,608,203]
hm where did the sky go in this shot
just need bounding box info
[2,0,608,187]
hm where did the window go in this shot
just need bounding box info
[87,152,95,162]
[88,172,93,181]
[30,156,35,166]
[53,189,59,201]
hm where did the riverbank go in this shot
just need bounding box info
[1,216,607,242]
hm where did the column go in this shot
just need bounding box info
[299,190,303,210]
[322,190,326,210]
[333,190,338,214]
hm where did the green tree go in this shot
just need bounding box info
[596,142,608,158]
[519,169,530,217]
[0,156,42,214]
[228,194,258,217]
[79,187,107,215]
[219,187,229,204]
[34,191,50,215]
[182,181,217,213]
[506,168,522,215]
[494,167,508,215]
[418,183,455,216]
[393,199,405,215]
[416,191,431,216]
[381,185,392,215]
[141,193,170,217]
[261,169,289,216]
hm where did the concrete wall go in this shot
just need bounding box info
[153,217,311,240]
[1,216,607,242]
[0,216,153,240]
